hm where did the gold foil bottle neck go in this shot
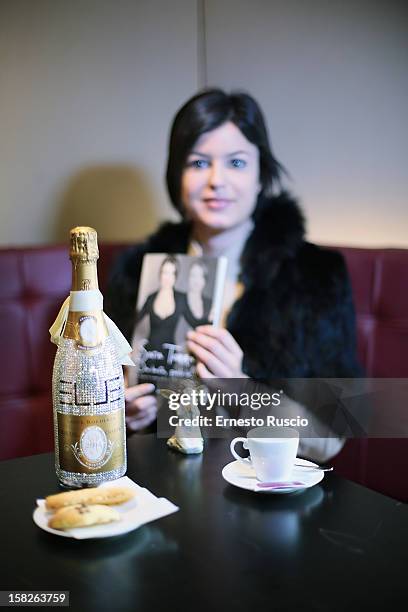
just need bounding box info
[70,226,99,263]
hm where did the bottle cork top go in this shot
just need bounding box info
[69,226,99,262]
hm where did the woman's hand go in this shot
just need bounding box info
[125,383,157,432]
[186,325,247,378]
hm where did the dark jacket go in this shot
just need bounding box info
[105,192,362,381]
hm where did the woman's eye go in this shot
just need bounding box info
[230,158,247,168]
[188,159,210,169]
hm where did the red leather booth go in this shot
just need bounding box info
[0,243,407,501]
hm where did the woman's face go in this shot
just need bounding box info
[181,122,261,235]
[189,264,206,292]
[160,261,177,289]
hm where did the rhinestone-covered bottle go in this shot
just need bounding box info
[52,226,126,487]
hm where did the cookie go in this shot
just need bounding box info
[48,504,120,530]
[45,486,135,510]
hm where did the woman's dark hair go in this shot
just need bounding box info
[166,88,286,219]
[159,254,179,278]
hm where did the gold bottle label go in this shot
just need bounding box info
[63,310,108,350]
[57,411,125,473]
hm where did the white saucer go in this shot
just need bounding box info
[222,458,324,494]
[33,477,178,539]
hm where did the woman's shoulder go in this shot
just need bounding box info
[141,291,158,305]
[296,242,350,297]
[243,192,348,291]
[148,220,191,252]
[112,220,191,278]
[173,289,187,305]
[298,242,348,276]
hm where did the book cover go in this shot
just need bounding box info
[128,253,227,386]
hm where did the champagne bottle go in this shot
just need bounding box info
[52,226,126,487]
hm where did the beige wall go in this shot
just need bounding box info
[0,0,407,247]
[204,0,408,247]
[0,0,196,246]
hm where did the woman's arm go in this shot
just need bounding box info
[313,253,363,377]
[178,291,211,329]
[134,293,155,325]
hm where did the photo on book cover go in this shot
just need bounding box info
[128,253,227,386]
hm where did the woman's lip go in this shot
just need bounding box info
[203,198,233,210]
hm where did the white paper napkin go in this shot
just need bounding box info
[35,476,179,540]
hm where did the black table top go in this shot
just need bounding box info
[0,435,406,611]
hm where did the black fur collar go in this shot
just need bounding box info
[241,191,305,288]
[148,191,305,290]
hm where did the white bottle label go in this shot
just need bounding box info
[69,290,103,311]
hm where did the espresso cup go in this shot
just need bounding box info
[230,427,299,482]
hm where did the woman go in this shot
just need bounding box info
[187,260,212,321]
[106,89,362,453]
[133,254,210,380]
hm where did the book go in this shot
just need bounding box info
[127,253,227,387]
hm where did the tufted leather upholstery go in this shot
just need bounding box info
[330,248,408,502]
[0,244,407,501]
[341,248,408,378]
